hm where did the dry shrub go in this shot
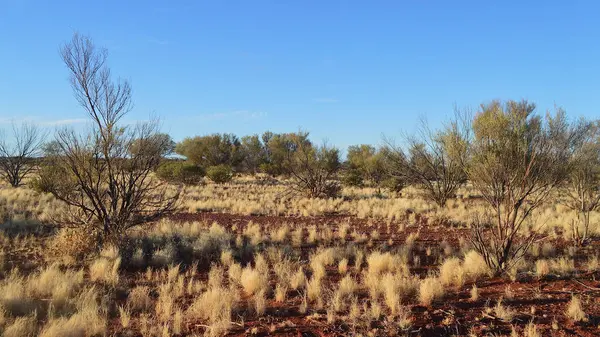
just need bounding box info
[220,250,234,266]
[275,283,288,303]
[173,308,183,335]
[0,303,6,327]
[273,258,294,286]
[587,255,599,272]
[462,250,489,280]
[49,227,97,263]
[550,257,575,275]
[439,257,465,288]
[254,289,267,316]
[418,277,444,306]
[307,277,322,303]
[470,284,479,301]
[535,259,550,278]
[379,272,419,314]
[494,298,515,322]
[367,251,407,276]
[39,286,107,337]
[338,258,348,275]
[186,286,239,337]
[27,264,84,302]
[241,265,268,295]
[228,263,242,286]
[207,265,224,290]
[272,226,289,243]
[118,305,131,328]
[89,248,121,285]
[523,321,541,337]
[243,222,263,246]
[0,270,36,316]
[155,283,175,323]
[290,268,306,290]
[338,275,358,297]
[566,295,587,322]
[128,286,152,313]
[3,315,37,337]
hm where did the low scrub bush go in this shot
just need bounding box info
[206,165,233,184]
[156,161,205,185]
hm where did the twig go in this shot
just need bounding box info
[573,279,600,291]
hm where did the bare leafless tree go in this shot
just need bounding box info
[383,116,468,207]
[42,33,179,246]
[467,100,578,276]
[0,123,45,187]
[284,134,341,198]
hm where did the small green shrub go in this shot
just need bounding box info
[206,165,233,184]
[382,177,405,193]
[31,164,77,194]
[342,169,363,187]
[156,161,205,185]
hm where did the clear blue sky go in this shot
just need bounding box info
[1,1,598,151]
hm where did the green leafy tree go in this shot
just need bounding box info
[240,134,267,174]
[176,133,243,170]
[261,131,310,176]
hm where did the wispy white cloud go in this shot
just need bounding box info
[313,98,339,103]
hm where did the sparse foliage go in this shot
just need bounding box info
[383,117,467,207]
[562,119,600,245]
[467,100,578,275]
[41,33,179,246]
[0,123,45,187]
[284,134,341,198]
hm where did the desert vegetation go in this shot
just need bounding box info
[0,33,599,337]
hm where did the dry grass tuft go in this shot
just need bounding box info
[338,258,348,275]
[535,259,550,278]
[241,265,268,295]
[338,274,358,296]
[470,284,479,301]
[462,250,489,280]
[3,315,37,337]
[523,321,541,337]
[493,298,515,322]
[418,276,444,306]
[439,257,465,288]
[367,251,406,276]
[186,286,239,337]
[127,286,152,313]
[290,268,306,290]
[89,255,121,285]
[566,295,587,322]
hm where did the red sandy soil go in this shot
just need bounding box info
[156,212,600,337]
